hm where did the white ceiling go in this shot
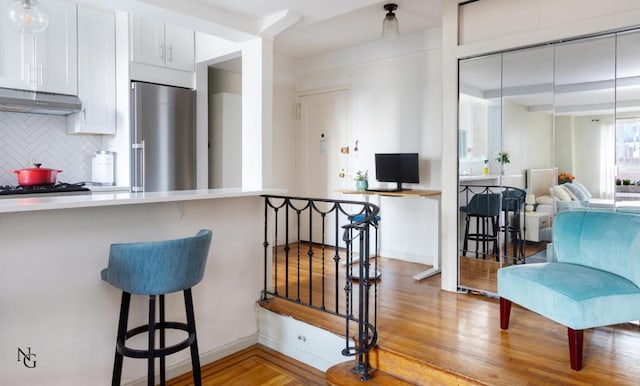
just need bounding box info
[198,0,443,59]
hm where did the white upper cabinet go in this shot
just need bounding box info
[0,0,77,94]
[130,15,194,72]
[164,23,194,71]
[67,5,115,134]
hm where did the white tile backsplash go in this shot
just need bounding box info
[0,111,102,186]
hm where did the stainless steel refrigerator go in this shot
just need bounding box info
[130,81,196,192]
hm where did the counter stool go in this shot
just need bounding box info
[461,193,501,259]
[101,229,212,386]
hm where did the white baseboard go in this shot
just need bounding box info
[124,335,258,386]
[257,306,351,372]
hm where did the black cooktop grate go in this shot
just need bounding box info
[0,182,90,195]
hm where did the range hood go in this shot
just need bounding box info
[0,88,82,116]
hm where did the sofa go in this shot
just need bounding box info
[497,210,640,370]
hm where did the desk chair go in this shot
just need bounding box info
[347,213,381,280]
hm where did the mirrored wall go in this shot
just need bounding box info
[458,30,640,293]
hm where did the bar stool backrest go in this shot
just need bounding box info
[102,229,212,295]
[502,188,526,212]
[466,193,502,217]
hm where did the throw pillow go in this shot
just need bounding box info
[550,185,572,201]
[560,183,579,200]
[571,181,593,199]
[563,182,589,201]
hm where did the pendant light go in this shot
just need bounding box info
[8,0,49,34]
[381,3,399,40]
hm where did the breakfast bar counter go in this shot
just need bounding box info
[0,188,282,214]
[0,190,276,385]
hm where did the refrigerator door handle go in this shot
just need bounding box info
[131,140,145,192]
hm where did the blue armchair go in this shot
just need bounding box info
[498,210,640,370]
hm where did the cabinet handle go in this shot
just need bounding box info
[168,45,173,62]
[160,43,165,61]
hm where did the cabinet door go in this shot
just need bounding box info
[130,15,165,68]
[68,6,115,134]
[35,0,77,94]
[164,23,194,71]
[0,0,35,90]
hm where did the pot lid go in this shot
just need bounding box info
[14,164,62,173]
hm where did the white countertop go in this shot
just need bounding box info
[0,188,285,214]
[459,175,500,182]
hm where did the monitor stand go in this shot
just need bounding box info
[366,182,409,192]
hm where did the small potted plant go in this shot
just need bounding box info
[355,170,368,191]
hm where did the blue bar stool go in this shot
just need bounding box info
[101,229,212,386]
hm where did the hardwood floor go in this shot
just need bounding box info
[172,243,640,385]
[459,242,547,293]
[167,344,325,385]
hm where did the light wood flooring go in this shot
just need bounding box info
[172,243,640,385]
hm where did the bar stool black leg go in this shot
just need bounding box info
[113,292,131,386]
[462,216,470,257]
[148,295,156,386]
[159,294,166,386]
[184,289,202,386]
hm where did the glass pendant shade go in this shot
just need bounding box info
[381,4,399,40]
[8,0,49,34]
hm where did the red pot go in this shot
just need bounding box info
[13,164,63,186]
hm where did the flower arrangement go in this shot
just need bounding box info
[355,170,368,181]
[495,152,510,164]
[558,172,575,184]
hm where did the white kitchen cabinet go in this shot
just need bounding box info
[130,15,194,72]
[67,6,116,134]
[0,0,77,95]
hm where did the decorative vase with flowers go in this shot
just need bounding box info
[558,172,575,184]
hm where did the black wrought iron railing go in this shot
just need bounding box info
[261,194,380,381]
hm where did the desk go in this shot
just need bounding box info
[338,189,441,280]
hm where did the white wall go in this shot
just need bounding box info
[0,197,263,385]
[503,100,553,188]
[280,28,443,266]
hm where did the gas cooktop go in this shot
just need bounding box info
[0,182,91,197]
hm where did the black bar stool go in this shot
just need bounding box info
[100,229,212,386]
[461,193,502,259]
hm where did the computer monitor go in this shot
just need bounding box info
[373,153,419,191]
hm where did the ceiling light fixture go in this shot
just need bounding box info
[8,0,49,34]
[381,3,399,40]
